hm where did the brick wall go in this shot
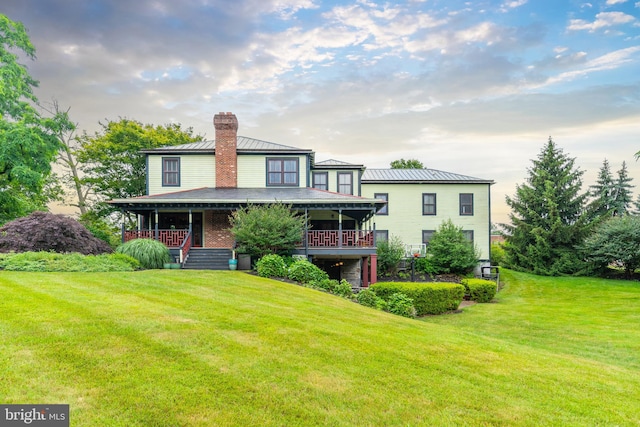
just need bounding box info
[204,211,234,248]
[214,112,238,188]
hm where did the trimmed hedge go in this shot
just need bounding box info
[371,282,464,315]
[461,278,497,303]
[0,251,140,272]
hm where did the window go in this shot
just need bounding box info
[267,158,299,186]
[337,172,353,194]
[375,230,388,243]
[375,193,388,215]
[422,230,435,245]
[422,193,436,215]
[312,172,328,190]
[460,193,474,215]
[162,157,180,186]
[463,230,474,243]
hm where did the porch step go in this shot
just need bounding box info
[183,248,233,270]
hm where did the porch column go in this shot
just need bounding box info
[188,209,193,234]
[304,208,309,257]
[154,209,159,241]
[362,257,369,287]
[370,254,378,284]
[338,209,343,248]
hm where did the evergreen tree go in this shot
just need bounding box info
[632,194,640,215]
[504,137,589,275]
[612,161,633,216]
[587,159,615,219]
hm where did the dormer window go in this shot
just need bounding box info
[162,157,180,186]
[267,158,299,186]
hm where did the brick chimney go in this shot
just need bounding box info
[214,112,238,188]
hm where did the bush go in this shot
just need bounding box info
[287,259,329,284]
[255,254,288,278]
[0,211,113,255]
[230,203,306,258]
[332,279,354,298]
[372,281,465,315]
[376,235,405,276]
[356,288,386,310]
[386,293,416,318]
[490,242,506,266]
[0,251,140,272]
[427,219,479,275]
[415,256,437,276]
[461,278,497,303]
[116,239,171,269]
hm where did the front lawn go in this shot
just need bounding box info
[0,270,638,426]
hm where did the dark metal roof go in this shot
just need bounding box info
[361,168,494,184]
[140,136,313,154]
[108,187,386,221]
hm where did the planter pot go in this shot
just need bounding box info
[165,263,181,269]
[164,263,172,269]
[171,263,181,269]
[229,259,238,270]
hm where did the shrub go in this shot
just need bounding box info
[427,219,479,275]
[490,242,506,267]
[116,239,171,269]
[372,281,465,315]
[356,288,386,310]
[376,235,405,276]
[461,278,497,303]
[0,251,140,272]
[415,256,437,276]
[332,279,354,298]
[230,203,306,258]
[255,254,288,278]
[0,211,113,255]
[386,293,416,318]
[287,259,329,284]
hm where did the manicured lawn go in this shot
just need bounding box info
[0,270,639,426]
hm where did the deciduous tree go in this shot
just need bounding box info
[390,158,424,169]
[77,118,201,218]
[504,137,589,275]
[0,15,66,223]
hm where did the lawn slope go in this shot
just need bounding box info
[0,270,639,426]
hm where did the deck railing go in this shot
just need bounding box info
[306,230,374,248]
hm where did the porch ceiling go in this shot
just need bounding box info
[108,187,385,222]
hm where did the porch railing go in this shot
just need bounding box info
[179,231,192,264]
[305,230,374,248]
[124,229,189,248]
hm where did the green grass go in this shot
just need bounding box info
[0,270,639,426]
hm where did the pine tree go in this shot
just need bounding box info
[612,161,633,216]
[504,137,589,275]
[587,159,615,219]
[632,194,640,215]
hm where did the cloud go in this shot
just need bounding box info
[568,11,636,32]
[606,0,628,4]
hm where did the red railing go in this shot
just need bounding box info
[305,230,374,248]
[179,231,192,263]
[124,229,189,248]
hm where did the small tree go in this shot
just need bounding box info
[376,235,405,276]
[427,219,479,275]
[229,203,306,258]
[582,215,640,278]
[0,211,113,254]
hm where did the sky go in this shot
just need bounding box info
[2,0,640,224]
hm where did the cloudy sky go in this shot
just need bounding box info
[2,0,640,224]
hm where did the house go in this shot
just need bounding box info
[108,112,494,286]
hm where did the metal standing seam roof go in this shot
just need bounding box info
[140,136,313,154]
[361,168,494,184]
[315,159,365,169]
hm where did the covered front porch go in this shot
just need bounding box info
[110,187,386,286]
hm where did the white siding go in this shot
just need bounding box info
[148,155,215,195]
[362,182,491,260]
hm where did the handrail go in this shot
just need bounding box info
[178,230,193,264]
